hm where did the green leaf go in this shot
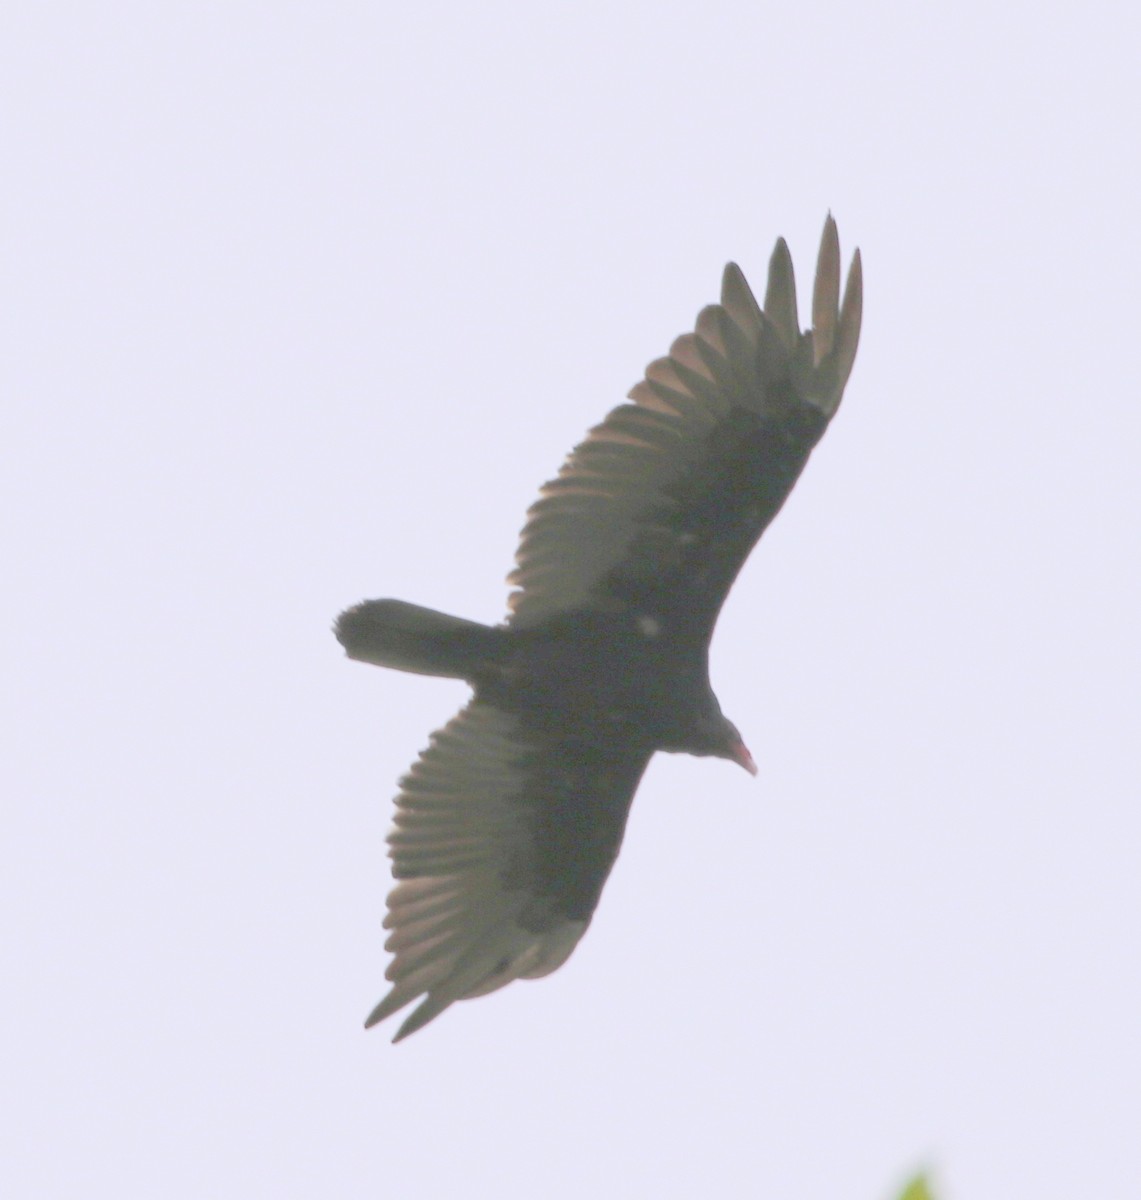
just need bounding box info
[897,1174,934,1200]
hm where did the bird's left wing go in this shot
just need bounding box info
[507,216,862,635]
[367,699,652,1040]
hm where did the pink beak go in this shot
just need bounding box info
[731,738,758,776]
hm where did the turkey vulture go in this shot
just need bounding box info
[337,216,862,1041]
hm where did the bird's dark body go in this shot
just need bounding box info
[479,610,712,746]
[336,218,863,1039]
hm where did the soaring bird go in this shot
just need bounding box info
[337,217,862,1041]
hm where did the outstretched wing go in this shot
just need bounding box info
[507,216,863,635]
[367,700,652,1041]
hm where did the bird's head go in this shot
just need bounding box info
[716,716,758,776]
[686,708,757,776]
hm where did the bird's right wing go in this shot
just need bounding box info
[507,216,862,636]
[367,700,651,1040]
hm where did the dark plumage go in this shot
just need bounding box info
[337,217,863,1040]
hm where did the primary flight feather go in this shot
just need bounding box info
[337,216,863,1041]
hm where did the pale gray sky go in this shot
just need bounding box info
[4,3,1139,1198]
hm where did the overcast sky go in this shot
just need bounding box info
[4,4,1139,1198]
